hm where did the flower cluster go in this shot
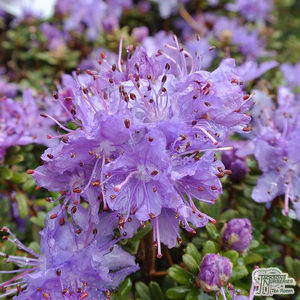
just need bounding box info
[55,0,132,40]
[0,89,55,161]
[0,208,138,299]
[251,87,300,219]
[30,38,252,258]
[226,0,273,22]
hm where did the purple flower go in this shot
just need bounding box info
[132,26,149,43]
[40,23,67,52]
[226,0,273,22]
[184,37,216,70]
[222,218,252,252]
[280,63,300,88]
[251,86,300,219]
[56,0,131,40]
[213,17,265,58]
[198,253,232,292]
[0,72,17,98]
[32,38,252,257]
[152,0,188,19]
[137,1,151,13]
[79,49,118,72]
[237,60,278,83]
[0,90,56,160]
[142,31,174,57]
[0,208,138,299]
[222,140,252,182]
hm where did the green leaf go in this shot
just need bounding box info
[183,254,199,274]
[149,281,164,300]
[22,177,36,192]
[117,278,132,297]
[168,265,195,286]
[231,265,249,281]
[248,240,259,250]
[15,191,29,219]
[30,211,47,227]
[28,241,40,255]
[205,223,219,240]
[6,153,24,165]
[202,240,217,256]
[135,282,151,300]
[223,250,239,265]
[185,289,210,300]
[186,243,201,265]
[243,252,263,265]
[2,241,17,255]
[0,167,13,180]
[166,287,191,299]
[219,209,239,221]
[11,172,28,184]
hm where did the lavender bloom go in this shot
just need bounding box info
[137,1,151,13]
[40,23,67,53]
[0,72,17,98]
[251,86,300,219]
[56,0,131,40]
[222,140,252,182]
[151,0,188,19]
[142,31,174,57]
[222,218,252,252]
[0,90,56,160]
[62,0,107,40]
[132,26,149,43]
[280,63,300,88]
[0,208,138,299]
[226,0,273,22]
[213,17,265,58]
[79,49,118,72]
[184,37,216,70]
[32,38,252,257]
[237,60,278,83]
[198,253,232,292]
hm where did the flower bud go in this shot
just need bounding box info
[222,218,252,252]
[198,254,232,292]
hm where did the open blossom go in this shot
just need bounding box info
[213,17,265,58]
[55,0,131,40]
[32,37,252,257]
[251,86,300,219]
[0,207,138,299]
[226,0,273,22]
[280,62,300,88]
[40,23,67,53]
[0,71,18,98]
[0,89,55,161]
[237,60,278,84]
[222,140,252,182]
[151,0,188,19]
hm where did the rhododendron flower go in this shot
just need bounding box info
[0,208,138,299]
[226,0,273,22]
[32,37,252,257]
[251,86,300,219]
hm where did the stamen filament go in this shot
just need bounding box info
[118,37,124,72]
[194,125,218,145]
[284,170,292,216]
[41,113,73,133]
